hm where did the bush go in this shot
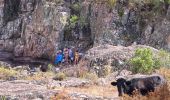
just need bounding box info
[70,15,79,24]
[53,72,66,81]
[69,15,79,28]
[130,48,159,74]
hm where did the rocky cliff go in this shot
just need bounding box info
[0,0,170,62]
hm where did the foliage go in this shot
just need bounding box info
[69,15,79,28]
[47,64,54,71]
[130,48,159,74]
[0,67,18,80]
[53,72,66,81]
[107,0,117,8]
[70,15,79,23]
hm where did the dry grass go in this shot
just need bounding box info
[61,60,89,78]
[65,85,117,97]
[157,67,170,80]
[24,72,55,80]
[0,67,18,80]
[53,72,66,81]
[50,90,72,100]
[81,72,98,83]
[51,85,118,99]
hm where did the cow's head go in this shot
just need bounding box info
[152,76,162,86]
[111,78,131,96]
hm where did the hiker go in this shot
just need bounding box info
[68,47,74,64]
[64,48,69,64]
[74,49,79,65]
[54,50,63,65]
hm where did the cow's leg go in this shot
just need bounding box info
[118,86,124,96]
[140,89,148,95]
[148,85,155,92]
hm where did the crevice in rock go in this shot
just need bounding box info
[3,0,21,25]
[151,24,155,34]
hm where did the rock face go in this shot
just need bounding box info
[0,0,170,61]
[0,0,70,61]
[87,0,170,48]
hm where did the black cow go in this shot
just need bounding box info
[111,75,165,96]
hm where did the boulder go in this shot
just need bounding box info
[84,44,159,77]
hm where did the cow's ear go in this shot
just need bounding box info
[111,82,117,86]
[126,81,131,86]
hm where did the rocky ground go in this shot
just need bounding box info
[0,76,120,100]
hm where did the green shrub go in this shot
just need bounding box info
[53,72,66,81]
[130,48,159,74]
[70,15,79,23]
[69,15,79,28]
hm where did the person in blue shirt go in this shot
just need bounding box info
[55,50,63,65]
